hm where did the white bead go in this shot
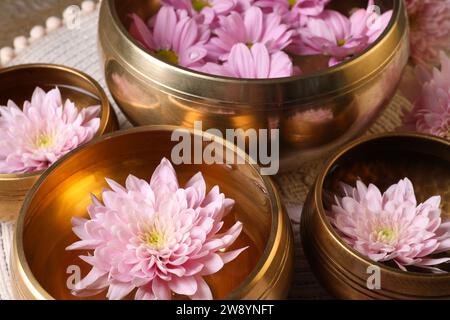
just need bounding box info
[63,5,80,22]
[0,47,14,65]
[30,25,46,42]
[46,16,62,31]
[81,0,96,12]
[13,36,28,53]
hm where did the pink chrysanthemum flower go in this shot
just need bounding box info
[207,6,294,61]
[161,0,237,25]
[0,87,100,174]
[67,158,247,300]
[404,0,425,15]
[234,0,254,12]
[292,1,392,66]
[129,7,210,68]
[327,178,450,273]
[292,10,368,61]
[408,0,450,66]
[404,52,450,139]
[256,0,330,27]
[199,43,294,78]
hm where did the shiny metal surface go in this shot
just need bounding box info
[12,127,294,300]
[0,64,118,222]
[98,0,409,169]
[301,133,450,299]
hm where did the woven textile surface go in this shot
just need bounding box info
[0,6,410,300]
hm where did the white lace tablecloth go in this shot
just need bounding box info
[0,6,409,300]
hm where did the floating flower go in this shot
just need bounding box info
[217,43,294,78]
[128,1,393,77]
[194,42,296,78]
[408,0,450,66]
[256,0,330,27]
[351,0,393,44]
[0,87,100,174]
[207,6,294,61]
[129,7,210,68]
[403,52,450,139]
[292,10,368,62]
[327,178,450,273]
[291,0,392,66]
[162,0,237,25]
[67,158,247,300]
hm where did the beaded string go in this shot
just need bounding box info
[0,0,100,67]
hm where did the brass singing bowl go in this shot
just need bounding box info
[0,64,118,222]
[301,133,450,299]
[11,126,294,300]
[98,0,409,170]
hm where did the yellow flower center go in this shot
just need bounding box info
[192,0,211,12]
[246,42,253,49]
[377,228,396,242]
[337,39,346,47]
[154,49,179,65]
[288,0,297,9]
[35,134,53,149]
[146,230,165,248]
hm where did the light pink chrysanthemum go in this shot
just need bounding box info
[200,43,294,78]
[404,0,425,15]
[207,6,294,61]
[291,1,392,66]
[292,10,368,60]
[327,178,450,273]
[67,158,247,300]
[256,0,330,27]
[129,7,210,68]
[404,52,450,139]
[0,87,100,174]
[162,0,237,25]
[408,0,450,66]
[234,0,254,12]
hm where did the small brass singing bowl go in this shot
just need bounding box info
[301,133,450,299]
[0,64,118,222]
[98,0,409,169]
[12,126,294,300]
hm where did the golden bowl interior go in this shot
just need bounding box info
[16,128,276,300]
[0,64,117,221]
[321,134,450,275]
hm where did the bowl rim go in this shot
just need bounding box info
[14,125,285,300]
[0,63,113,181]
[106,0,402,83]
[314,132,450,279]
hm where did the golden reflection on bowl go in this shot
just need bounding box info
[301,133,450,299]
[12,126,294,300]
[98,0,409,169]
[0,64,118,222]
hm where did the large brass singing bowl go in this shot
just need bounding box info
[98,0,409,169]
[0,64,118,222]
[12,127,294,300]
[301,133,450,299]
